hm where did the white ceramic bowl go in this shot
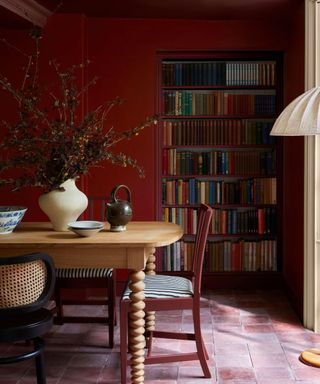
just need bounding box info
[0,206,28,234]
[68,220,104,237]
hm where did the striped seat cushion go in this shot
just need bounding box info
[122,274,193,300]
[55,268,113,279]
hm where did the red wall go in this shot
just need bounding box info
[85,17,294,219]
[1,16,296,220]
[0,14,305,311]
[0,15,88,221]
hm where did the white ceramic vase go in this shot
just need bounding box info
[38,178,88,231]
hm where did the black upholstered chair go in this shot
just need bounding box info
[0,252,55,384]
[53,196,116,348]
[120,203,213,383]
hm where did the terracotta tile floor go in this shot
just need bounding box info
[1,290,320,383]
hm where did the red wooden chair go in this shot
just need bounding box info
[53,197,116,348]
[119,203,213,383]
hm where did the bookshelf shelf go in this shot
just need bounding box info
[162,174,277,179]
[161,115,278,119]
[162,203,276,208]
[156,51,283,289]
[163,145,275,149]
[162,85,277,90]
[185,234,277,239]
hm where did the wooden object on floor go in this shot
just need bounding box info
[300,348,320,368]
[120,204,213,383]
[0,252,55,384]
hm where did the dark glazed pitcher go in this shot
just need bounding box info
[106,185,133,232]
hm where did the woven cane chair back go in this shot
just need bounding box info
[0,253,55,314]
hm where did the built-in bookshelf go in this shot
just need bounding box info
[156,52,283,289]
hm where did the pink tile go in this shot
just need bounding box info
[241,315,271,324]
[283,345,307,368]
[99,366,121,381]
[0,365,29,379]
[82,330,111,347]
[178,365,216,380]
[255,367,294,379]
[144,365,179,381]
[277,332,313,345]
[24,364,66,379]
[177,379,212,384]
[257,380,297,384]
[217,367,256,381]
[293,365,320,380]
[59,367,103,383]
[243,324,275,333]
[307,332,320,343]
[145,381,177,384]
[272,322,305,333]
[152,337,181,351]
[213,315,241,324]
[240,308,268,315]
[295,381,320,384]
[248,342,283,354]
[0,380,19,384]
[250,352,290,368]
[213,323,243,332]
[214,331,246,345]
[68,352,108,367]
[104,351,121,368]
[245,332,279,343]
[19,378,59,384]
[215,342,249,355]
[211,304,241,315]
[215,353,252,368]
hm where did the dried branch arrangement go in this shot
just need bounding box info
[0,27,157,191]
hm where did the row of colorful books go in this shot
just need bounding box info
[162,119,276,146]
[163,90,276,116]
[163,206,276,235]
[162,61,276,87]
[159,239,277,272]
[163,148,275,176]
[162,177,277,205]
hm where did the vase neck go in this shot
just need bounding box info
[60,178,77,190]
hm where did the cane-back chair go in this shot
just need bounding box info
[0,252,55,384]
[120,203,213,383]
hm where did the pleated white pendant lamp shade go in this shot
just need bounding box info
[270,86,320,136]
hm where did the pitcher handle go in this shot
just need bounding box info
[111,184,131,204]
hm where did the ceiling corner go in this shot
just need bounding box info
[0,0,51,27]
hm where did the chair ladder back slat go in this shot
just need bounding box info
[82,196,107,221]
[191,204,213,295]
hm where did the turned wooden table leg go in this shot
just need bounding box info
[128,269,146,384]
[145,247,156,276]
[144,247,156,332]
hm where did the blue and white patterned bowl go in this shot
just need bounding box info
[0,206,28,234]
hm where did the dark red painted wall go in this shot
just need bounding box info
[0,13,305,309]
[85,17,294,220]
[0,14,88,221]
